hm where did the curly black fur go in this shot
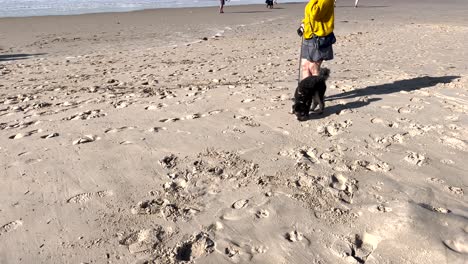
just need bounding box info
[292,68,330,121]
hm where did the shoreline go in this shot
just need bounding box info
[1,0,467,58]
[0,3,306,56]
[0,1,306,19]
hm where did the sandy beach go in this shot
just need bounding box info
[0,0,467,263]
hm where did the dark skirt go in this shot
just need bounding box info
[301,37,334,62]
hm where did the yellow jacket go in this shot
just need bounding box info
[302,0,334,38]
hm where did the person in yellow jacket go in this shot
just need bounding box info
[297,0,335,79]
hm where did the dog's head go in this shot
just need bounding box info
[292,103,309,121]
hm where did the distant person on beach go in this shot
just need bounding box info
[297,0,335,79]
[266,0,274,9]
[219,0,229,13]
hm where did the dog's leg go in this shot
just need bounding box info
[311,97,318,111]
[317,92,325,114]
[318,98,325,114]
[316,81,327,115]
[312,92,320,112]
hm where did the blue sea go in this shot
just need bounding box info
[0,0,302,18]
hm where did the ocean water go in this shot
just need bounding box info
[0,0,303,18]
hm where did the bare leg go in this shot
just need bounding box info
[355,0,359,7]
[301,59,311,80]
[310,61,322,76]
[301,60,322,80]
[220,0,224,13]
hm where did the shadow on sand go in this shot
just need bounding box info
[0,53,46,62]
[303,98,381,120]
[328,75,461,101]
[300,75,460,121]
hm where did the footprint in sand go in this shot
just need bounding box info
[159,109,225,123]
[232,199,249,209]
[445,115,459,121]
[445,186,464,196]
[9,129,42,139]
[444,226,468,254]
[330,174,358,204]
[270,94,290,102]
[279,146,320,164]
[370,117,387,125]
[444,238,468,254]
[40,132,59,139]
[406,123,437,137]
[224,244,242,259]
[119,226,172,255]
[0,220,23,235]
[131,199,179,220]
[349,233,381,263]
[376,204,393,213]
[317,120,353,137]
[2,120,37,130]
[441,159,455,164]
[255,209,269,218]
[67,190,113,203]
[367,133,407,150]
[159,154,178,169]
[175,232,214,261]
[427,177,464,196]
[104,126,136,133]
[440,136,467,151]
[182,113,202,120]
[220,238,267,262]
[159,117,180,123]
[331,239,354,259]
[404,151,428,166]
[397,106,413,114]
[286,230,304,242]
[241,98,255,103]
[234,115,261,127]
[147,127,167,133]
[112,100,131,109]
[63,109,106,120]
[427,177,445,185]
[418,203,451,214]
[353,160,391,172]
[145,103,167,110]
[72,134,100,145]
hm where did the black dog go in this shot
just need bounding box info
[292,68,330,121]
[266,0,274,8]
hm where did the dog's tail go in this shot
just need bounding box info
[319,67,331,81]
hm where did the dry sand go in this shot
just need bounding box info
[0,0,467,263]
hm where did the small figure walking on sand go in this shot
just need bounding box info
[266,0,274,9]
[219,0,225,13]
